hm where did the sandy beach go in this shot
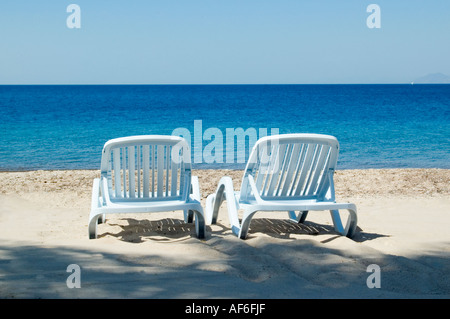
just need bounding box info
[0,168,449,299]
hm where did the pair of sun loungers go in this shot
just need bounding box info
[88,134,357,240]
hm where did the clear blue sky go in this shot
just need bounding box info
[1,0,449,84]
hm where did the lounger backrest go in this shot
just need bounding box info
[100,135,191,202]
[240,134,339,202]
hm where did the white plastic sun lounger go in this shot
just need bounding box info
[205,134,357,239]
[88,135,205,239]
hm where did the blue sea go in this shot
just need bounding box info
[0,84,449,171]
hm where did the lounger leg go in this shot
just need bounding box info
[205,176,240,232]
[238,209,257,239]
[184,210,194,223]
[288,211,308,223]
[193,209,206,239]
[330,210,344,234]
[206,176,242,238]
[345,207,358,238]
[98,214,106,224]
[88,213,103,239]
[206,184,226,224]
[205,193,219,224]
[89,178,104,239]
[330,208,358,238]
[187,176,200,224]
[299,211,308,223]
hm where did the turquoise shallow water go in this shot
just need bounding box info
[0,84,449,170]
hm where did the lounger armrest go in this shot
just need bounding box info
[100,175,112,205]
[247,174,264,204]
[324,172,336,201]
[181,173,192,202]
[190,175,201,202]
[91,178,101,211]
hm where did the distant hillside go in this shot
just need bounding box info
[413,73,450,84]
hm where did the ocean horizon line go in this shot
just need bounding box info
[2,83,450,86]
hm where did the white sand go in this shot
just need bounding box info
[0,169,449,299]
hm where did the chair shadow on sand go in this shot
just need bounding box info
[98,218,207,243]
[99,216,387,243]
[244,218,388,243]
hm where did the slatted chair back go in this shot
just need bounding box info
[100,135,191,202]
[240,134,339,202]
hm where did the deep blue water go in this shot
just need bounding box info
[0,84,449,171]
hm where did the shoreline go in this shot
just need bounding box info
[1,168,448,198]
